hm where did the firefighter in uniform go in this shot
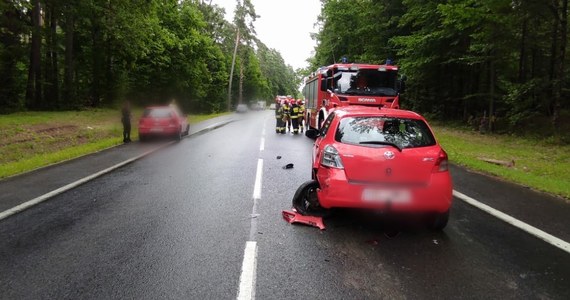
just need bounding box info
[275,101,283,133]
[282,100,291,132]
[290,100,300,134]
[297,100,305,133]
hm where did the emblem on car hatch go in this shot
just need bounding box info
[384,151,395,160]
[385,168,392,176]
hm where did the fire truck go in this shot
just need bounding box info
[302,63,404,130]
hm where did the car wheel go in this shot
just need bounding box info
[175,130,182,141]
[292,180,328,217]
[184,124,190,136]
[139,134,146,142]
[427,210,449,230]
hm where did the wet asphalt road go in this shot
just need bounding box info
[1,111,569,299]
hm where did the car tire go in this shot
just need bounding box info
[184,124,190,136]
[139,134,146,142]
[292,180,328,217]
[175,130,182,141]
[427,210,449,230]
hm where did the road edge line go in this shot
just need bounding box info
[0,120,234,222]
[453,190,570,254]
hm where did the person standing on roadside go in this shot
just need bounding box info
[121,101,132,143]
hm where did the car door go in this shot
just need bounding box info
[313,112,336,168]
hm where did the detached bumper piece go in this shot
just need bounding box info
[282,209,326,230]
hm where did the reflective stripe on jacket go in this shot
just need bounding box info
[290,106,300,119]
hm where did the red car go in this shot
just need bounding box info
[138,106,190,141]
[298,106,453,230]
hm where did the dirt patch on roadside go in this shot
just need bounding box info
[0,124,79,147]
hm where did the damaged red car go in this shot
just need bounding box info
[298,106,453,230]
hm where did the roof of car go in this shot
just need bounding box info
[333,106,423,119]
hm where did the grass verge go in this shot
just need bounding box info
[188,112,231,124]
[0,110,229,179]
[432,125,570,199]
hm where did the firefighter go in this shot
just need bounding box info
[275,101,285,134]
[282,100,291,132]
[290,100,300,134]
[297,99,305,133]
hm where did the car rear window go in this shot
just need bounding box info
[335,116,436,149]
[143,108,172,118]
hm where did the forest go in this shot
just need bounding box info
[0,0,300,114]
[310,0,569,138]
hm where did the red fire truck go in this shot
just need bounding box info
[302,63,404,130]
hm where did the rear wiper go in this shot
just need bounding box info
[358,141,402,152]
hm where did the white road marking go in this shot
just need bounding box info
[0,120,235,221]
[239,157,264,299]
[259,137,265,151]
[253,159,263,200]
[453,190,570,254]
[0,142,175,221]
[237,241,258,300]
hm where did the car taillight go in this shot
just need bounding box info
[321,145,344,169]
[433,150,449,172]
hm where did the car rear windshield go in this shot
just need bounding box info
[143,108,172,118]
[335,116,436,149]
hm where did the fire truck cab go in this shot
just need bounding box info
[302,63,404,130]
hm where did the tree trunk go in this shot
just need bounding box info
[518,18,528,83]
[552,0,568,134]
[26,0,42,110]
[64,13,75,107]
[239,61,244,105]
[91,23,103,107]
[227,27,240,111]
[488,56,495,132]
[44,4,59,109]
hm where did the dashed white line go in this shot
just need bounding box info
[237,241,258,300]
[238,158,263,300]
[453,190,570,254]
[253,159,263,200]
[259,137,265,151]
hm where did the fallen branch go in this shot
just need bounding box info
[478,157,515,168]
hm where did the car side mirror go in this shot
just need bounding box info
[397,75,407,94]
[305,129,320,139]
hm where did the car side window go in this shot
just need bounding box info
[320,113,335,137]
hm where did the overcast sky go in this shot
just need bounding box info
[210,0,321,70]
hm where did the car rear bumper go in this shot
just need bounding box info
[139,126,179,136]
[316,168,452,213]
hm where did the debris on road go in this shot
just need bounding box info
[384,230,401,239]
[366,240,379,246]
[282,163,294,169]
[282,209,326,230]
[276,156,282,159]
[433,239,439,245]
[478,157,515,168]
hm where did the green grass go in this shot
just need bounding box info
[0,137,122,178]
[188,112,231,124]
[0,109,229,179]
[432,125,570,199]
